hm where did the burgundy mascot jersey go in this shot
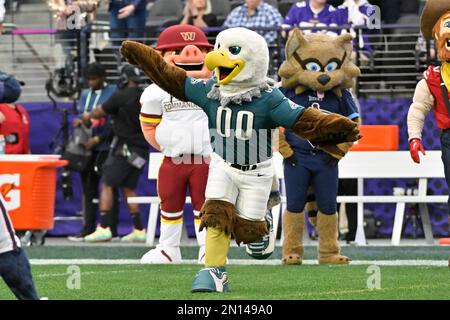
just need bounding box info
[423,65,450,130]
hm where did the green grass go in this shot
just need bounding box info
[0,245,449,300]
[1,264,449,300]
[23,245,450,260]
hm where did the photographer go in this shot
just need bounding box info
[0,71,30,155]
[83,64,148,242]
[68,62,117,241]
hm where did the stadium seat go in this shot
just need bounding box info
[210,0,231,25]
[264,0,278,9]
[278,1,296,18]
[146,0,183,29]
[230,1,243,11]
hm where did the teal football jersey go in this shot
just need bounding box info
[184,77,305,165]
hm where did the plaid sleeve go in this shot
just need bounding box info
[223,7,240,27]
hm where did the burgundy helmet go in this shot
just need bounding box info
[155,24,214,50]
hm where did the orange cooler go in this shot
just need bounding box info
[0,155,67,230]
[351,125,399,151]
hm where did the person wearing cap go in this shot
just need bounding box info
[0,72,31,155]
[407,0,450,246]
[139,25,213,263]
[81,64,149,242]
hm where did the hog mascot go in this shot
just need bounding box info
[139,25,213,264]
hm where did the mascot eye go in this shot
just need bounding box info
[171,50,181,55]
[325,62,338,72]
[445,21,450,28]
[305,62,321,72]
[228,46,242,55]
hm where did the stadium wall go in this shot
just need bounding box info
[21,99,449,238]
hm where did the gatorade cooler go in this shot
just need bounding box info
[0,155,67,230]
[351,125,399,151]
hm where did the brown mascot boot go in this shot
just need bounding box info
[317,212,350,265]
[282,210,304,265]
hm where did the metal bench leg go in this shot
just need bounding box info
[354,178,367,245]
[146,204,160,246]
[272,204,281,241]
[391,202,405,245]
[418,203,434,244]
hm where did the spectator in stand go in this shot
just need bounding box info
[48,0,100,71]
[336,0,374,27]
[380,0,401,24]
[48,0,100,30]
[335,0,375,58]
[282,0,340,36]
[0,0,5,34]
[0,72,30,155]
[82,64,148,242]
[68,62,118,242]
[180,0,218,29]
[223,0,283,45]
[109,0,148,48]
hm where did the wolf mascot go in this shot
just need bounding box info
[278,29,361,265]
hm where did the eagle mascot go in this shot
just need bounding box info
[121,27,360,292]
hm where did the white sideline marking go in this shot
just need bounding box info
[29,259,449,267]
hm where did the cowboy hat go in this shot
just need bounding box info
[420,0,450,40]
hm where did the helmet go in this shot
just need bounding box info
[156,25,213,51]
[0,72,24,103]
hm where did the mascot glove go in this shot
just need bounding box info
[409,138,425,164]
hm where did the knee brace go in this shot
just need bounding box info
[199,200,235,235]
[233,215,268,245]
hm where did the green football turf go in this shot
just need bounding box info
[1,264,449,300]
[0,245,449,300]
[22,245,450,260]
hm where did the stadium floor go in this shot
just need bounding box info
[0,244,448,300]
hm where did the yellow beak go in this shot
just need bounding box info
[205,49,245,85]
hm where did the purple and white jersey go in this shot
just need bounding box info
[336,1,375,52]
[282,0,343,35]
[335,2,374,26]
[0,193,20,254]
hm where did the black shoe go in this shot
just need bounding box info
[67,230,91,242]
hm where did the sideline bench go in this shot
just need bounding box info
[129,151,446,246]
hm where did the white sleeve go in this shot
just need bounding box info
[407,79,435,140]
[140,84,165,116]
[0,0,5,23]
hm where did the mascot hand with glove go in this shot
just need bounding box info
[277,29,361,265]
[121,27,360,293]
[139,25,213,264]
[407,0,450,246]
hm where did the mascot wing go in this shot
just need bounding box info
[121,41,187,101]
